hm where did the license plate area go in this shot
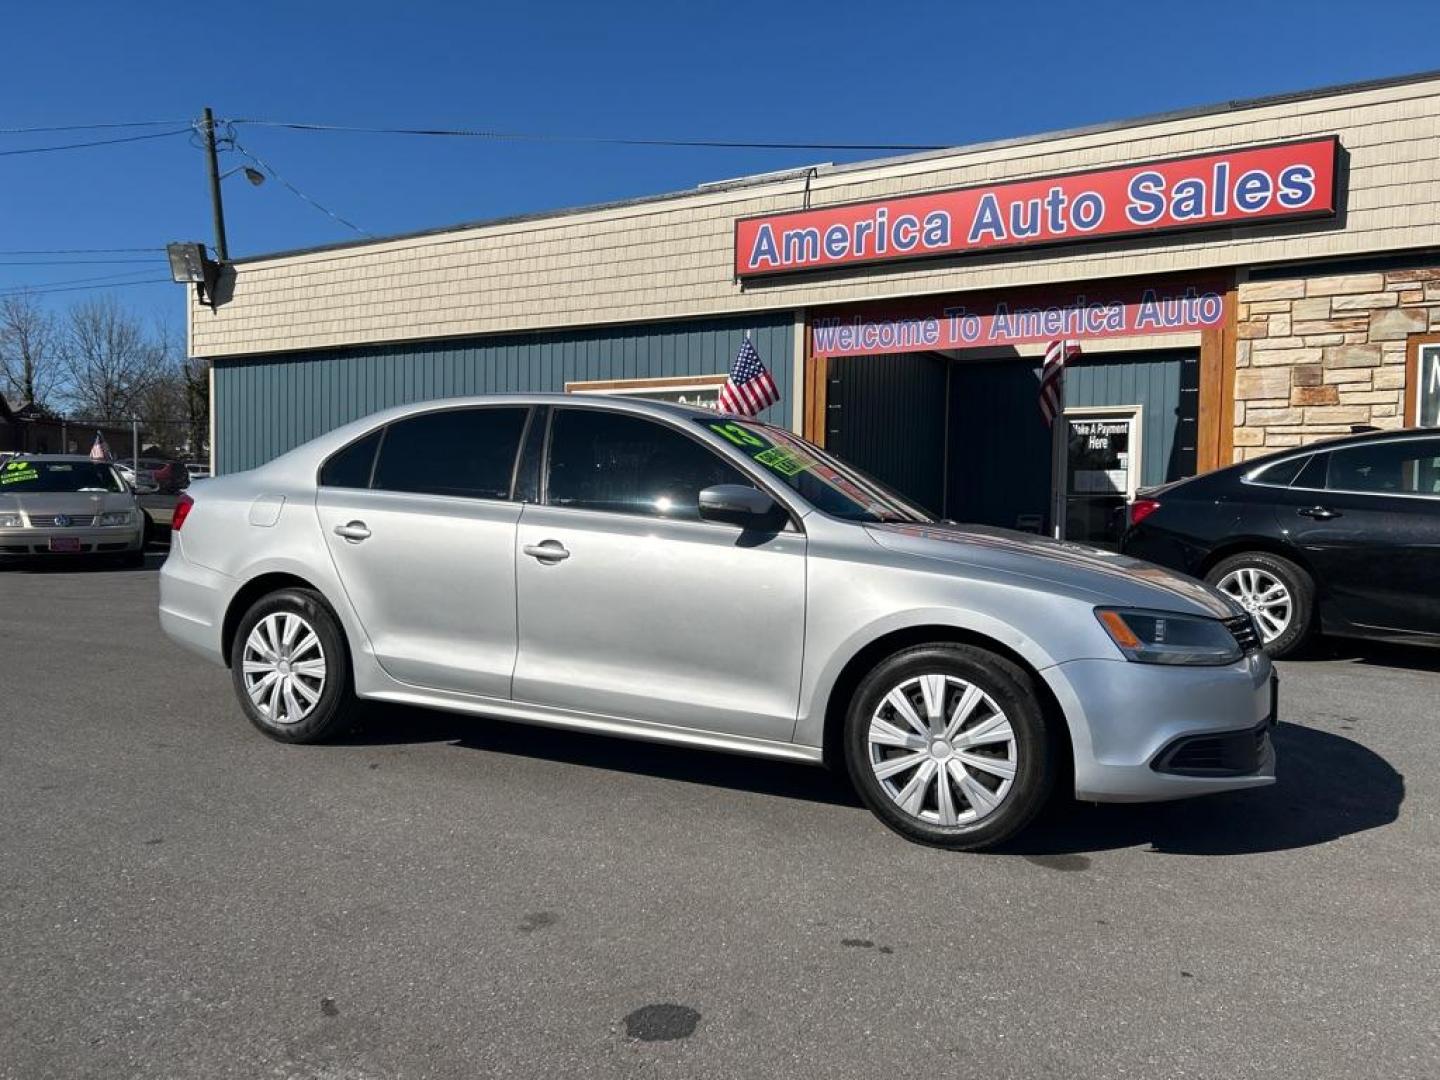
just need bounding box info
[48,536,83,553]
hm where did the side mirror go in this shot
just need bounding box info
[698,484,783,529]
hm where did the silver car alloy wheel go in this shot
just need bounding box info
[1216,567,1292,643]
[867,673,1018,827]
[241,612,327,725]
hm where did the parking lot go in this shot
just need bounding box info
[2,556,1437,1080]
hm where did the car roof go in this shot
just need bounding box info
[1232,426,1439,472]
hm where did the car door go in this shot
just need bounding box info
[512,407,807,742]
[315,405,531,697]
[1275,436,1440,635]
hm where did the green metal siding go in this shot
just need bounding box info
[1065,350,1198,487]
[213,314,793,473]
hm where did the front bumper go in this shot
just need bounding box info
[0,525,143,556]
[1044,650,1277,802]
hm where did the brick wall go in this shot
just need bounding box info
[1232,267,1440,458]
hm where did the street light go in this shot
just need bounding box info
[221,165,267,187]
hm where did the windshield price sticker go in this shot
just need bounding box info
[1,463,38,485]
[754,446,813,477]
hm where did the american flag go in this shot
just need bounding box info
[89,431,110,462]
[718,335,780,416]
[1038,339,1080,427]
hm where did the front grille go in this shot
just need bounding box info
[1223,614,1261,653]
[27,514,97,527]
[1152,722,1271,777]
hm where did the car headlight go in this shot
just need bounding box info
[0,512,22,528]
[97,510,136,526]
[1095,607,1242,666]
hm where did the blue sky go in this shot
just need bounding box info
[3,0,1439,331]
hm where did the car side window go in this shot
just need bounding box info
[1248,455,1310,487]
[319,429,383,488]
[371,407,528,500]
[1327,439,1440,497]
[545,408,748,520]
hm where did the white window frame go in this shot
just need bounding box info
[1050,404,1144,540]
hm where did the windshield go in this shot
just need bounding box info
[698,418,933,523]
[0,460,125,493]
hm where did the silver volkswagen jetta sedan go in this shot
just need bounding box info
[160,396,1276,849]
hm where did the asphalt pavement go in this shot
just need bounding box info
[1,556,1437,1079]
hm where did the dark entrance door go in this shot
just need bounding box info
[947,349,1198,533]
[826,352,947,515]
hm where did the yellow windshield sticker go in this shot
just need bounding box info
[754,445,814,477]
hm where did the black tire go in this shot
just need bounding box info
[843,643,1056,851]
[1204,551,1315,659]
[229,588,355,743]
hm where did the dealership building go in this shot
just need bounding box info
[190,71,1440,542]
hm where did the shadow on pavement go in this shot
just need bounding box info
[340,705,1402,850]
[1006,722,1404,857]
[1307,638,1440,673]
[342,703,863,808]
[0,547,166,574]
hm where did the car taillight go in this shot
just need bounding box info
[171,492,194,531]
[1128,498,1161,527]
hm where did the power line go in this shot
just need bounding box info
[0,277,171,298]
[0,247,165,255]
[0,127,191,158]
[0,119,189,135]
[0,258,160,266]
[0,269,169,294]
[231,138,368,237]
[230,118,948,152]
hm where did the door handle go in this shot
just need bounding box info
[523,540,570,563]
[333,520,372,542]
[1297,505,1340,520]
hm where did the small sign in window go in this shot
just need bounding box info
[1419,343,1440,428]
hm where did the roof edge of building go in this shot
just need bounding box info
[217,67,1440,269]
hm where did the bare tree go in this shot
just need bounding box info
[0,292,60,408]
[59,296,166,421]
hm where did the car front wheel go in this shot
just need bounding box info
[229,588,355,743]
[844,643,1056,851]
[1206,552,1315,658]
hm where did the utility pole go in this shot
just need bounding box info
[201,107,229,261]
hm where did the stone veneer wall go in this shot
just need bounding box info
[1232,266,1440,459]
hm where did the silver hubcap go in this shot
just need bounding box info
[1216,567,1292,643]
[242,612,327,725]
[867,674,1018,827]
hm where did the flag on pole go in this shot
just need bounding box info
[1038,339,1080,427]
[718,334,780,416]
[89,431,111,462]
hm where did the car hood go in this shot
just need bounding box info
[865,522,1238,618]
[0,490,137,515]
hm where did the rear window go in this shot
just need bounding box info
[319,429,383,489]
[1,460,125,493]
[1247,455,1310,487]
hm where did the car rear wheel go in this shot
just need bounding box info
[1206,551,1315,658]
[229,588,355,743]
[843,644,1055,851]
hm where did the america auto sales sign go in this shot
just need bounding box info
[734,137,1339,278]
